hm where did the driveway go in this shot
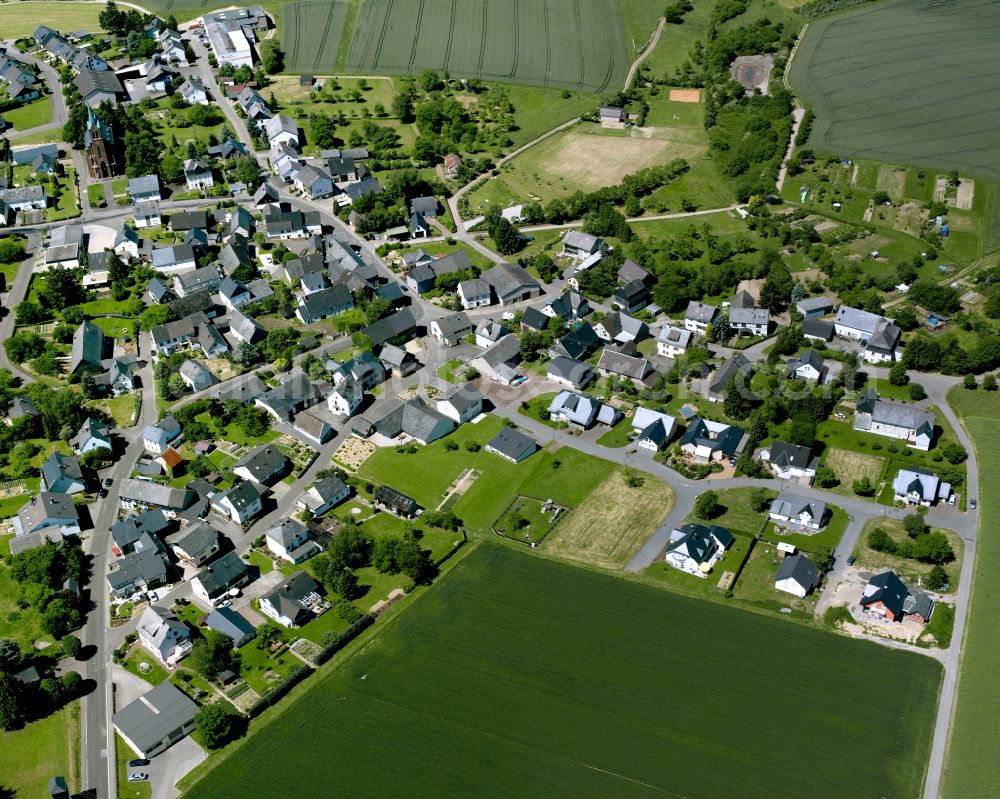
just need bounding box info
[148,736,205,799]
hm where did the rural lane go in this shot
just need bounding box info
[623,17,665,91]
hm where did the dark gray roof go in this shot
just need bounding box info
[375,485,418,515]
[173,521,220,558]
[193,551,248,596]
[860,571,908,617]
[41,451,83,490]
[774,553,820,591]
[17,491,78,533]
[111,509,170,550]
[205,607,255,645]
[234,445,290,482]
[218,480,263,512]
[260,570,319,623]
[486,427,537,461]
[765,441,815,471]
[361,308,417,347]
[482,262,540,300]
[265,517,308,547]
[801,318,834,340]
[112,682,197,754]
[70,320,105,373]
[547,356,592,384]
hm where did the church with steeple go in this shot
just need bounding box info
[84,107,123,179]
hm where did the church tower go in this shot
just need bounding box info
[84,107,123,180]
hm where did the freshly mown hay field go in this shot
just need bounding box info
[941,388,1000,797]
[789,0,1000,239]
[343,0,629,93]
[182,544,940,798]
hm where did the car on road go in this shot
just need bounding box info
[128,773,148,782]
[970,499,977,509]
[847,556,856,566]
[98,488,108,498]
[128,759,150,768]
[103,478,113,487]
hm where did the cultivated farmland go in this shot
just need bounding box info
[280,0,350,74]
[343,0,629,93]
[789,0,1000,239]
[182,544,940,798]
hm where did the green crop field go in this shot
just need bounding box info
[183,543,940,798]
[281,0,351,73]
[788,0,1000,240]
[338,0,628,93]
[941,388,1000,797]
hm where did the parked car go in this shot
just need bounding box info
[128,759,150,768]
[98,488,108,498]
[970,499,977,509]
[128,773,148,782]
[103,478,113,487]
[846,556,856,566]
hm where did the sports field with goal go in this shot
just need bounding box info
[182,543,940,798]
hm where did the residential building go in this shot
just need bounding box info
[769,492,826,531]
[834,306,886,341]
[296,475,350,517]
[360,308,417,348]
[263,114,299,148]
[70,417,113,456]
[178,77,208,105]
[612,280,650,314]
[211,481,264,525]
[862,321,902,365]
[113,682,198,758]
[327,375,363,418]
[265,518,322,564]
[170,522,221,566]
[405,249,471,294]
[679,417,745,463]
[152,244,197,274]
[861,571,933,624]
[475,320,508,349]
[758,441,818,482]
[631,408,676,452]
[0,184,46,212]
[110,510,170,557]
[191,551,250,606]
[142,419,181,456]
[594,312,647,344]
[136,605,191,665]
[458,278,492,309]
[684,301,718,334]
[183,158,213,190]
[74,68,123,106]
[128,174,161,203]
[802,318,834,342]
[485,427,538,463]
[597,350,656,388]
[435,384,483,424]
[892,468,952,507]
[543,291,590,322]
[774,554,820,598]
[664,523,734,577]
[481,262,542,305]
[657,325,693,359]
[788,350,827,383]
[469,335,521,384]
[255,372,323,422]
[429,312,474,346]
[205,607,255,647]
[233,445,291,485]
[258,571,323,627]
[295,284,354,323]
[294,164,334,199]
[549,322,600,361]
[729,305,769,337]
[179,359,214,392]
[374,485,419,518]
[707,353,752,403]
[618,259,652,286]
[546,357,594,389]
[115,224,141,259]
[106,548,169,597]
[292,410,332,446]
[560,230,603,260]
[229,309,265,345]
[352,398,454,445]
[854,399,935,451]
[133,200,161,229]
[69,320,106,375]
[547,391,619,429]
[118,479,193,518]
[13,492,80,538]
[41,452,85,495]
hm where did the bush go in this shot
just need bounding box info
[694,490,721,520]
[852,476,876,497]
[908,383,927,401]
[903,514,929,538]
[926,564,949,590]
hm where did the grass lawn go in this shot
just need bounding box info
[642,533,753,599]
[731,542,819,620]
[122,645,169,686]
[193,412,280,448]
[0,491,32,519]
[182,543,940,799]
[86,183,106,207]
[852,518,964,587]
[3,96,54,130]
[0,702,79,799]
[358,416,619,536]
[761,505,850,554]
[44,169,80,222]
[102,392,140,428]
[435,358,463,384]
[117,733,152,799]
[0,3,102,38]
[394,240,493,271]
[518,392,560,428]
[691,487,772,536]
[595,416,633,448]
[236,637,304,695]
[0,559,45,648]
[296,606,351,645]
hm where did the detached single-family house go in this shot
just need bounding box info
[594,312,647,345]
[788,350,827,384]
[657,326,692,359]
[41,452,86,495]
[774,554,821,598]
[327,375,363,418]
[14,492,81,539]
[475,320,508,349]
[128,174,161,203]
[684,301,718,334]
[191,551,250,606]
[862,321,902,365]
[296,475,350,517]
[142,418,182,456]
[547,391,619,429]
[758,441,818,482]
[205,607,255,647]
[374,485,419,519]
[258,571,322,627]
[233,445,290,486]
[265,518,322,564]
[861,571,933,624]
[430,312,474,346]
[211,481,264,525]
[892,468,952,507]
[70,320,106,375]
[469,335,521,385]
[679,417,745,463]
[485,427,537,463]
[481,262,542,306]
[707,353,752,403]
[543,291,590,322]
[263,114,299,149]
[597,350,656,388]
[664,523,733,577]
[178,77,208,105]
[179,359,213,392]
[106,548,169,598]
[136,605,192,665]
[560,230,603,260]
[631,407,676,451]
[769,491,826,531]
[294,164,335,199]
[546,357,594,390]
[612,280,650,314]
[436,384,483,424]
[183,158,213,190]
[71,417,113,456]
[854,399,935,451]
[728,305,769,337]
[549,323,600,361]
[458,278,492,310]
[295,284,354,323]
[170,522,221,567]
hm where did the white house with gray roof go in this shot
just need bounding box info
[684,301,718,334]
[136,605,192,665]
[233,445,291,485]
[892,468,952,507]
[265,518,322,564]
[657,325,693,359]
[769,492,826,531]
[113,682,198,758]
[191,551,250,605]
[854,400,935,451]
[560,230,603,260]
[211,481,264,524]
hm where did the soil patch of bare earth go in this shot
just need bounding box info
[542,470,674,569]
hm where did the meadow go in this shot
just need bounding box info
[342,0,629,93]
[182,543,941,799]
[941,387,1000,797]
[788,0,1000,242]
